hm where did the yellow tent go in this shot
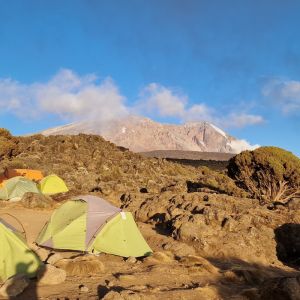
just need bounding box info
[38,175,68,195]
[36,196,152,257]
[0,177,40,201]
[0,219,42,281]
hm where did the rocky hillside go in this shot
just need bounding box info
[1,130,300,299]
[0,133,200,204]
[41,116,258,153]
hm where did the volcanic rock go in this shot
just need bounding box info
[37,265,66,285]
[0,274,30,297]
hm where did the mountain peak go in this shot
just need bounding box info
[40,115,258,154]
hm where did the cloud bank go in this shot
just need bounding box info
[229,139,260,154]
[262,78,300,114]
[137,83,214,122]
[0,69,128,123]
[138,82,264,128]
[0,69,264,130]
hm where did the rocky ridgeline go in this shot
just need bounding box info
[40,116,255,153]
[1,133,199,204]
[0,131,248,202]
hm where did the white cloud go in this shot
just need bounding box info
[184,104,214,122]
[138,82,264,128]
[0,69,128,123]
[138,83,215,122]
[0,79,30,114]
[229,139,260,154]
[262,78,300,114]
[138,83,187,118]
[0,71,264,137]
[222,113,265,128]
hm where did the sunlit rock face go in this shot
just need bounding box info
[41,115,257,154]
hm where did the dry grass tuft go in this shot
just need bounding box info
[20,192,55,209]
[60,255,105,276]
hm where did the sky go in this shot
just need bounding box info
[0,0,300,156]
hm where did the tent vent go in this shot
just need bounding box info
[120,212,127,220]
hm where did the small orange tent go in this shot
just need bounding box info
[0,169,44,187]
[0,174,7,187]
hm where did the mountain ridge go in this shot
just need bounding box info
[40,116,258,154]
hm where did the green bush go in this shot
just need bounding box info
[197,167,249,197]
[227,147,300,203]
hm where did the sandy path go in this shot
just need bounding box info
[0,206,51,244]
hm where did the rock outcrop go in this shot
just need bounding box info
[0,274,30,297]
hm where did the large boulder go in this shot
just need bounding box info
[30,244,51,262]
[0,274,30,297]
[275,224,300,267]
[259,276,300,300]
[37,264,66,285]
[46,253,63,265]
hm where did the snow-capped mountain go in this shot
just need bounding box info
[40,116,258,154]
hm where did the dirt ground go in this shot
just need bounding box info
[0,202,299,300]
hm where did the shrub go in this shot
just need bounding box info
[0,128,12,139]
[0,128,19,160]
[194,167,249,197]
[227,147,300,203]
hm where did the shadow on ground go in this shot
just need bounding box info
[275,223,300,269]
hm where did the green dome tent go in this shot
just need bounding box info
[38,174,69,195]
[36,195,152,257]
[0,176,40,201]
[0,219,42,281]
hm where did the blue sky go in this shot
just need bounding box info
[0,0,300,155]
